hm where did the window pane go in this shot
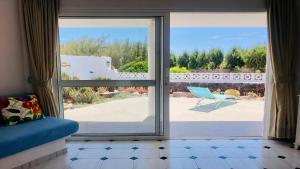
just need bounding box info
[63,86,156,134]
[59,18,156,80]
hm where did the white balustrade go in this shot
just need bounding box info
[117,72,266,84]
[118,72,149,80]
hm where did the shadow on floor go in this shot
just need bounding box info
[190,101,237,113]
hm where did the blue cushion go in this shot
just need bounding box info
[0,117,78,158]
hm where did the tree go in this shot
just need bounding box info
[170,52,177,67]
[225,48,245,71]
[106,41,122,68]
[196,52,209,69]
[131,41,147,62]
[188,50,200,69]
[177,52,190,68]
[207,48,224,69]
[60,37,107,56]
[244,45,266,72]
[60,37,148,69]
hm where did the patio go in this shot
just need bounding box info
[64,96,264,138]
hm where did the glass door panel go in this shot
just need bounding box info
[63,86,156,134]
[58,17,162,136]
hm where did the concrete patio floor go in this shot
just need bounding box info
[65,97,264,138]
[170,97,264,121]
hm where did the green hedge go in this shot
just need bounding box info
[170,45,266,72]
[170,66,189,73]
[118,61,148,72]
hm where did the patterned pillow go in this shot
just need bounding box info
[0,95,44,126]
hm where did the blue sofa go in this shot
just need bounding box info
[0,117,78,158]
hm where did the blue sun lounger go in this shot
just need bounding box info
[187,87,236,108]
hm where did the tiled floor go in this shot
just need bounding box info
[31,139,300,169]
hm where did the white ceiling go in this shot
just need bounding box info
[170,12,267,27]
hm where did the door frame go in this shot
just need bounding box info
[168,11,269,139]
[53,11,170,140]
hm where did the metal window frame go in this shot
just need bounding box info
[54,13,170,140]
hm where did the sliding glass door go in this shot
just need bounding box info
[57,17,165,136]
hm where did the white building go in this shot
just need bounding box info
[61,55,118,80]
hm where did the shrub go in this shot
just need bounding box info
[61,72,80,80]
[170,66,189,73]
[136,87,148,94]
[244,45,266,72]
[224,48,245,71]
[63,87,73,99]
[124,87,137,93]
[97,87,108,94]
[123,86,147,94]
[177,52,190,68]
[118,61,148,72]
[68,87,102,104]
[247,91,258,97]
[207,48,224,69]
[224,89,240,97]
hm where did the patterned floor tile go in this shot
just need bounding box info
[100,159,133,169]
[30,139,300,169]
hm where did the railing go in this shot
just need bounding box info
[118,72,266,84]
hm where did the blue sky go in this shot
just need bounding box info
[171,28,267,54]
[59,28,148,44]
[60,27,267,55]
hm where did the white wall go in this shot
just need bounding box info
[0,0,31,95]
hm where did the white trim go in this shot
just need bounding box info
[0,138,66,169]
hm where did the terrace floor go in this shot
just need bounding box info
[65,97,264,138]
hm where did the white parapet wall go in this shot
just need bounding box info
[118,72,266,84]
[60,55,265,84]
